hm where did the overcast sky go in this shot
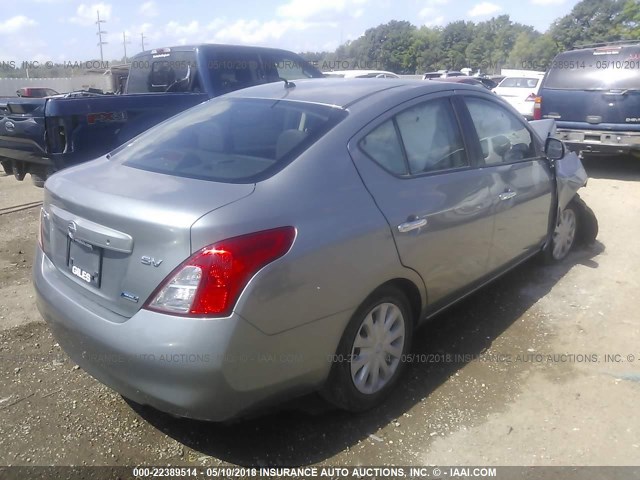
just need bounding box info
[0,0,580,63]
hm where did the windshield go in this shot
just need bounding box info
[498,77,540,88]
[543,46,640,90]
[114,98,345,183]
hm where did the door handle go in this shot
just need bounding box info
[397,218,428,233]
[498,190,517,201]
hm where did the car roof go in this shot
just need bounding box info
[224,78,480,109]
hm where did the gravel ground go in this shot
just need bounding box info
[0,157,638,467]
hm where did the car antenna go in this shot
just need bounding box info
[280,77,296,89]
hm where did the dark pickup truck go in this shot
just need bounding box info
[0,44,323,185]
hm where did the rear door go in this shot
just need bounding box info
[348,93,495,304]
[460,94,553,272]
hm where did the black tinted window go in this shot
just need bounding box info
[208,52,262,94]
[544,47,640,90]
[261,53,319,81]
[127,51,197,93]
[396,98,468,174]
[465,97,535,165]
[116,98,345,183]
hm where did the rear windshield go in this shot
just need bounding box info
[113,98,346,183]
[498,77,540,88]
[127,51,196,93]
[543,46,640,90]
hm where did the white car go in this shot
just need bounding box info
[323,70,400,79]
[493,75,544,120]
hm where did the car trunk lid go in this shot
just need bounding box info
[42,157,255,319]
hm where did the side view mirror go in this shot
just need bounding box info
[545,137,565,161]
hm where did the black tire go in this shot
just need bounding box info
[30,171,47,188]
[572,194,598,246]
[13,161,27,181]
[1,160,12,176]
[322,285,414,412]
[542,200,579,264]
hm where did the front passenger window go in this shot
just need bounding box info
[465,97,535,165]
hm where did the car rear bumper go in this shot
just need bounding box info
[556,129,640,156]
[33,247,343,421]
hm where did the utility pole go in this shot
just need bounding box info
[122,32,131,63]
[96,10,108,62]
[140,32,147,52]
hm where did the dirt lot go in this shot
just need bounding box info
[0,158,639,467]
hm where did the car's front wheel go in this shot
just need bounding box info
[322,285,413,412]
[545,201,578,262]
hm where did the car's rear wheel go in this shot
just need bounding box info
[322,285,413,412]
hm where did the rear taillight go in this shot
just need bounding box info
[533,96,542,120]
[525,93,537,102]
[145,227,296,317]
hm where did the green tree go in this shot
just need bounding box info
[618,0,640,37]
[549,0,627,49]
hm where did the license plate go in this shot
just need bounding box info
[67,237,102,287]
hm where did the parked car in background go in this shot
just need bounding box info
[428,76,491,89]
[323,70,400,78]
[493,74,544,120]
[35,78,593,422]
[0,44,323,186]
[537,40,640,158]
[423,70,465,79]
[16,87,59,98]
[474,76,499,89]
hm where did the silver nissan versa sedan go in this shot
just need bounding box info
[34,78,590,421]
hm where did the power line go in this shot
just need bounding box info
[96,10,108,62]
[122,32,131,63]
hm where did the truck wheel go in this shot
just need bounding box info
[322,285,413,412]
[1,160,13,176]
[13,162,27,181]
[31,171,47,188]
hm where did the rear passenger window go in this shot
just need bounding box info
[262,54,318,81]
[360,120,407,175]
[396,98,468,174]
[465,97,536,165]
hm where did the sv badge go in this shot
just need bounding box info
[141,256,163,267]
